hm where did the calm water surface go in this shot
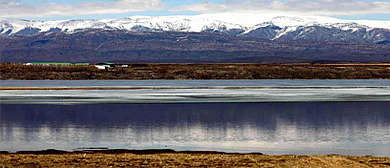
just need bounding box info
[1,103,390,156]
[1,79,390,87]
[1,80,390,104]
[0,80,389,156]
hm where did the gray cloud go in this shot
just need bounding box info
[171,0,390,16]
[0,0,165,18]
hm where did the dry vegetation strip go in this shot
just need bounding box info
[1,153,390,167]
[1,63,390,80]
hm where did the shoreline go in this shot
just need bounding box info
[0,149,253,155]
[1,86,390,90]
[1,149,389,167]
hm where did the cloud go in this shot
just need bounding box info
[170,0,390,16]
[0,0,165,18]
[0,0,20,4]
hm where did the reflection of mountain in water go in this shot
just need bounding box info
[1,102,390,155]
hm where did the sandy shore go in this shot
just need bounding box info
[1,150,390,167]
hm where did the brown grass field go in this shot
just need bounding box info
[1,63,390,79]
[1,152,390,167]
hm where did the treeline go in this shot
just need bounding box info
[1,63,390,80]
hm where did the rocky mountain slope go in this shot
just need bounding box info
[1,30,389,63]
[1,14,390,43]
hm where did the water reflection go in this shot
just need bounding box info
[1,102,390,156]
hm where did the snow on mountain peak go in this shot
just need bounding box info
[269,16,312,27]
[0,14,388,35]
[1,13,389,43]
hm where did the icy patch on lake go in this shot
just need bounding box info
[1,88,389,104]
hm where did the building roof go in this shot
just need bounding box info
[29,62,73,65]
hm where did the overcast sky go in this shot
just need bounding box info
[1,0,389,20]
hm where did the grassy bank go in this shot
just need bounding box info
[1,63,390,80]
[1,152,389,167]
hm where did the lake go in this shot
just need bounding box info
[1,80,390,156]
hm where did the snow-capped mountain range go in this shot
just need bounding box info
[1,13,390,43]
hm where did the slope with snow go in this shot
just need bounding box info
[1,13,389,43]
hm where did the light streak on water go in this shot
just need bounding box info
[1,88,389,104]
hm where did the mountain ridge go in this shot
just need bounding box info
[1,29,389,63]
[1,14,390,43]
